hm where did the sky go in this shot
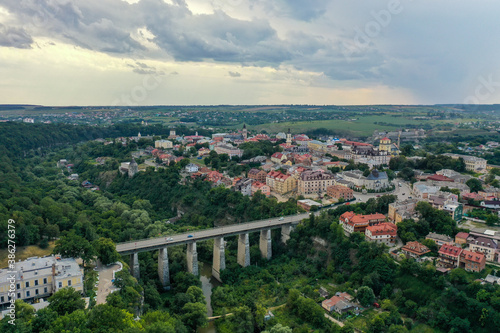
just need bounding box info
[1,0,500,106]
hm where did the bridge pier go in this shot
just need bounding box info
[130,252,140,279]
[186,242,199,276]
[281,225,294,244]
[259,229,272,260]
[212,237,226,282]
[158,248,170,289]
[237,233,250,267]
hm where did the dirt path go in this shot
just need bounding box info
[324,313,345,327]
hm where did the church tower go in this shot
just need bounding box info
[379,137,391,153]
[242,123,248,140]
[128,158,138,178]
[286,128,292,145]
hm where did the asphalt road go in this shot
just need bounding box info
[352,180,412,204]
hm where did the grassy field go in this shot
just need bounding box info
[0,242,56,268]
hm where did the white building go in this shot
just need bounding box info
[185,163,199,173]
[0,256,83,306]
[155,140,173,149]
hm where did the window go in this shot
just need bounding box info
[43,278,48,284]
[17,293,21,299]
[58,282,62,288]
[26,291,30,297]
[35,289,39,295]
[68,280,72,286]
[44,287,48,293]
[16,283,20,289]
[35,280,39,286]
[1,296,4,303]
[25,281,29,288]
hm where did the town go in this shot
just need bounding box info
[1,118,499,332]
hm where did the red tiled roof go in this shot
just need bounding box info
[460,249,485,264]
[366,223,397,236]
[455,232,469,240]
[402,241,430,256]
[438,244,462,257]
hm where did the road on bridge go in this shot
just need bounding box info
[116,212,311,255]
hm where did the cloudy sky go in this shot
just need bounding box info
[1,0,499,106]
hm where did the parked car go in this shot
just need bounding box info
[187,235,193,238]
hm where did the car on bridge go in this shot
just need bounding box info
[187,235,193,238]
[279,217,284,220]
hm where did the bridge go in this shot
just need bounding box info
[116,213,309,288]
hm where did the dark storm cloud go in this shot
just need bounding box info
[0,24,33,48]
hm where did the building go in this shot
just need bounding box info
[327,185,354,201]
[437,244,463,269]
[468,236,499,262]
[297,170,335,195]
[455,232,469,245]
[286,128,292,145]
[274,173,297,194]
[0,256,83,307]
[155,139,173,149]
[459,250,486,272]
[443,153,487,173]
[234,178,253,196]
[340,212,386,235]
[378,137,400,156]
[271,152,287,164]
[248,168,267,183]
[337,169,390,191]
[185,163,199,173]
[442,203,463,222]
[321,292,358,315]
[401,241,431,261]
[365,223,397,245]
[214,144,243,158]
[426,232,454,247]
[297,199,322,211]
[251,181,271,196]
[388,199,419,223]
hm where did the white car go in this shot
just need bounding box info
[168,237,173,241]
[279,217,284,221]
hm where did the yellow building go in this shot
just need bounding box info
[274,173,297,194]
[0,256,84,306]
[379,137,400,157]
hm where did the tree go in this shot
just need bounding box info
[53,230,95,266]
[186,286,206,304]
[466,178,483,193]
[87,304,138,332]
[181,302,208,331]
[48,287,86,316]
[263,324,293,333]
[94,237,120,265]
[357,286,376,307]
[486,214,499,226]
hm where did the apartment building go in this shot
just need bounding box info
[327,185,354,201]
[460,250,486,272]
[443,153,487,172]
[297,170,335,195]
[339,212,386,235]
[154,139,173,149]
[401,241,431,261]
[274,173,297,194]
[248,168,267,183]
[365,223,397,245]
[437,244,462,269]
[388,199,418,223]
[0,256,83,306]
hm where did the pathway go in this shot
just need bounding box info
[96,262,121,305]
[324,313,345,327]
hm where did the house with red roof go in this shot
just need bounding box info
[271,152,286,164]
[251,181,270,196]
[437,244,463,269]
[339,212,386,235]
[365,223,397,245]
[455,232,469,245]
[266,170,282,189]
[321,292,358,314]
[459,250,485,272]
[401,241,431,261]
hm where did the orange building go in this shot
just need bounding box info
[339,212,386,235]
